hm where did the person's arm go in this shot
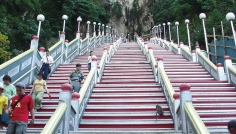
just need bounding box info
[30,82,35,95]
[29,108,35,125]
[68,72,72,83]
[8,85,16,100]
[29,97,35,125]
[80,72,85,84]
[5,98,12,115]
[49,56,54,65]
[44,81,50,94]
[3,97,8,113]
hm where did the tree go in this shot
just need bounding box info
[0,32,11,63]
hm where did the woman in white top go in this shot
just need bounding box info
[88,51,94,71]
[40,50,54,80]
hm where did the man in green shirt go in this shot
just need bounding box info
[2,75,16,103]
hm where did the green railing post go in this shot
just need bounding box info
[71,92,80,131]
[60,83,72,134]
[179,84,192,134]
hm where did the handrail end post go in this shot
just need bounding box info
[224,56,232,82]
[217,63,227,81]
[179,83,192,134]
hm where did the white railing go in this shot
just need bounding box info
[181,46,193,61]
[137,36,209,134]
[197,51,218,79]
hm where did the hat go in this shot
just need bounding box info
[16,82,25,89]
[0,82,4,91]
[76,63,81,67]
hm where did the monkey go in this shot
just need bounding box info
[156,104,164,121]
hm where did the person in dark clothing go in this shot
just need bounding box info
[40,50,54,80]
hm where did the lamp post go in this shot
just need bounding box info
[106,25,108,36]
[199,13,209,58]
[86,21,90,38]
[62,15,68,32]
[226,12,236,46]
[159,24,162,39]
[167,22,171,41]
[128,34,129,42]
[98,23,101,36]
[109,26,111,37]
[185,19,191,51]
[156,26,159,38]
[175,21,180,46]
[102,24,105,36]
[77,16,82,32]
[36,14,45,38]
[76,16,82,38]
[163,23,166,39]
[93,22,96,37]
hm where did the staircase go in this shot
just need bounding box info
[0,43,110,134]
[74,42,179,133]
[149,42,234,133]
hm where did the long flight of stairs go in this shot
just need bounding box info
[75,42,179,133]
[0,43,110,133]
[148,42,235,133]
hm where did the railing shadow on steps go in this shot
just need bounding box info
[136,36,210,134]
[40,37,122,134]
[156,38,236,84]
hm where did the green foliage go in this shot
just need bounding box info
[111,1,122,19]
[0,32,11,63]
[0,0,110,63]
[149,0,236,50]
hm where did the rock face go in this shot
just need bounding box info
[110,0,154,40]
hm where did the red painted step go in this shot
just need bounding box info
[79,42,174,131]
[149,41,236,133]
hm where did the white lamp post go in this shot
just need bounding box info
[156,26,159,38]
[159,24,162,38]
[62,15,68,32]
[163,23,166,39]
[167,22,171,41]
[185,19,191,51]
[226,12,236,46]
[87,21,90,38]
[109,26,111,37]
[199,13,209,58]
[76,16,82,38]
[102,24,105,36]
[175,21,180,46]
[98,23,101,36]
[77,16,82,32]
[37,14,45,38]
[106,25,108,36]
[93,22,96,37]
[128,34,129,42]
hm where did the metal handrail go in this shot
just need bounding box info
[184,102,210,134]
[0,49,34,70]
[40,102,67,134]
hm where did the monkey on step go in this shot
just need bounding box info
[156,104,164,121]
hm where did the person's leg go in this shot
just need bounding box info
[6,120,16,134]
[15,121,27,134]
[40,64,45,74]
[35,92,44,108]
[88,63,91,71]
[70,81,76,92]
[43,64,49,80]
[74,82,81,93]
[32,92,37,109]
